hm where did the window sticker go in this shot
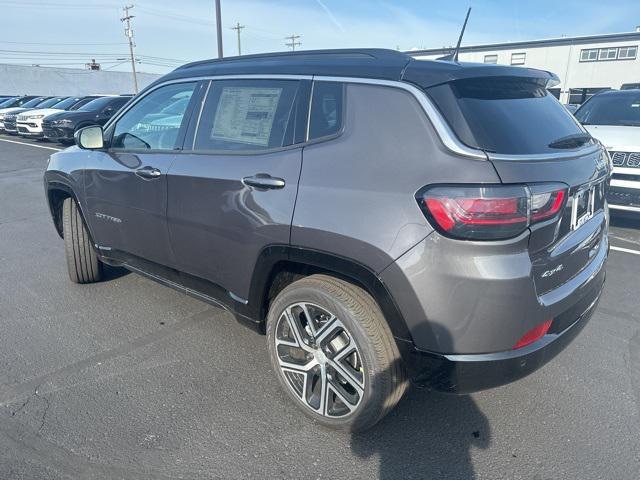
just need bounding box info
[211,87,282,146]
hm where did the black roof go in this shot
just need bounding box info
[151,48,555,91]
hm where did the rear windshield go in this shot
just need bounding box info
[426,77,587,155]
[574,92,640,127]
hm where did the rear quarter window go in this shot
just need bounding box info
[426,77,586,155]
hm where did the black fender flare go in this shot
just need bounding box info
[241,245,415,346]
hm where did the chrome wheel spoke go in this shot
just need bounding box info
[327,357,364,394]
[280,308,314,353]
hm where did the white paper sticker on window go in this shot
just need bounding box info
[211,87,282,146]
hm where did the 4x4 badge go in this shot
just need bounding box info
[541,264,564,278]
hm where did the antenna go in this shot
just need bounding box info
[438,7,471,62]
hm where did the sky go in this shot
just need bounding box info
[1,0,639,74]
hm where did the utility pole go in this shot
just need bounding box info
[121,5,139,93]
[285,34,301,51]
[231,22,244,56]
[215,0,223,58]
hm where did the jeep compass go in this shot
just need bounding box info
[44,49,610,431]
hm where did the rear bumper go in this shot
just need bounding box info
[408,272,603,393]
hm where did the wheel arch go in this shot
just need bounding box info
[244,246,414,347]
[46,182,77,238]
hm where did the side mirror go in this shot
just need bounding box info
[75,125,104,150]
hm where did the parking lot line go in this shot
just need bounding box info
[0,138,62,152]
[610,245,640,256]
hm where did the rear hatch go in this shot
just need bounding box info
[408,68,610,297]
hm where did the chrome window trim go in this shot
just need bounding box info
[106,72,600,161]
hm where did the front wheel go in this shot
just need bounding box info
[266,274,408,432]
[62,197,103,283]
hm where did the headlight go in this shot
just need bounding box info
[0,114,5,120]
[53,119,73,126]
[28,114,45,120]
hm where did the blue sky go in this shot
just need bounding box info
[1,0,639,73]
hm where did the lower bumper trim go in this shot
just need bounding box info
[409,279,602,394]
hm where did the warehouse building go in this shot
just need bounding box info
[0,63,160,97]
[409,29,640,105]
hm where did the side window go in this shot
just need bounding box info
[112,82,196,150]
[194,79,300,151]
[308,82,344,140]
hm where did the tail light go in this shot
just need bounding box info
[512,319,553,349]
[418,184,568,240]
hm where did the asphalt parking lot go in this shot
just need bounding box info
[0,134,638,480]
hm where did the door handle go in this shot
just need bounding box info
[135,166,162,179]
[242,174,285,190]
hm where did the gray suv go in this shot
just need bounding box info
[44,49,610,431]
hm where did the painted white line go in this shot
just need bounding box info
[0,138,62,152]
[611,246,640,256]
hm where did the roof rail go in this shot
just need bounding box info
[175,48,410,71]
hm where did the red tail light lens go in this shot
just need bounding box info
[419,184,568,240]
[512,319,553,350]
[420,185,529,240]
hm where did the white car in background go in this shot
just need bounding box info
[15,97,80,137]
[575,89,640,215]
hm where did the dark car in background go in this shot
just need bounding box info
[45,49,609,431]
[43,95,132,144]
[8,95,103,138]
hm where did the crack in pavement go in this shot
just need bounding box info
[33,386,50,434]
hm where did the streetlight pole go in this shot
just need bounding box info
[215,0,223,58]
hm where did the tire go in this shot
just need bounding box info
[266,274,408,432]
[62,197,102,283]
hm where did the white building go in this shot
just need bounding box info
[0,63,161,97]
[409,30,640,105]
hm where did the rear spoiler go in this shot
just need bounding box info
[402,58,560,89]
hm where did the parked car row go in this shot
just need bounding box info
[0,94,132,144]
[573,88,640,215]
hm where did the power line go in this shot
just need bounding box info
[0,40,127,46]
[121,4,139,93]
[285,34,301,51]
[231,22,245,56]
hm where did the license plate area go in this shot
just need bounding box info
[571,186,596,230]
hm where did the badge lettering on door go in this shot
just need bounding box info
[95,212,122,224]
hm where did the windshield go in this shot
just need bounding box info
[35,97,67,109]
[69,96,98,110]
[77,96,118,112]
[21,97,49,108]
[0,97,18,108]
[575,92,640,127]
[50,97,83,110]
[426,76,587,155]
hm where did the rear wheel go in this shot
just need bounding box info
[266,274,408,431]
[62,197,102,283]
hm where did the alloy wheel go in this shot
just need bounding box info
[274,302,365,417]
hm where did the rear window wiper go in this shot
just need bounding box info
[548,133,593,149]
